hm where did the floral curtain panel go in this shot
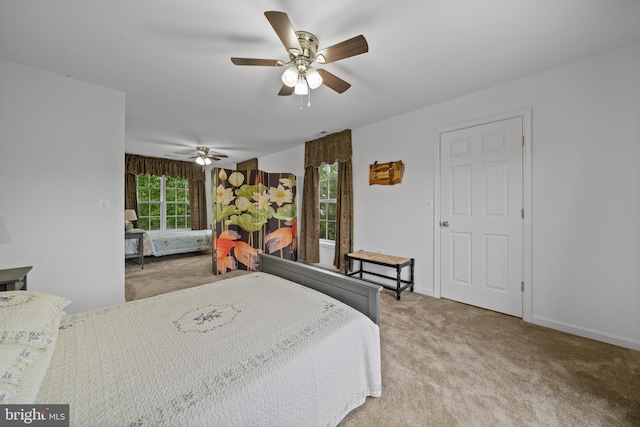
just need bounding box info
[212,168,297,274]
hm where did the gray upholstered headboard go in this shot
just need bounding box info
[258,253,381,325]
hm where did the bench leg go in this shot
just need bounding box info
[410,258,415,292]
[396,265,402,300]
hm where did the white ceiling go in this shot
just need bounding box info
[2,0,640,168]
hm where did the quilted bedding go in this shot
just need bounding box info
[125,229,212,257]
[35,272,382,426]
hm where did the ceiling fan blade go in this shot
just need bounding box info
[317,69,351,93]
[231,57,283,66]
[315,35,368,64]
[264,11,302,55]
[208,154,228,159]
[278,84,294,96]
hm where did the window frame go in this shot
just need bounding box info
[136,174,191,231]
[318,162,338,244]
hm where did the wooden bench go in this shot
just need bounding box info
[344,250,414,300]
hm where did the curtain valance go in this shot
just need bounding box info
[304,129,352,168]
[125,153,205,182]
[236,158,258,171]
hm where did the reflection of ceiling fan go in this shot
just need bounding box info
[190,146,228,165]
[231,11,368,97]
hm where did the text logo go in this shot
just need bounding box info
[2,405,69,426]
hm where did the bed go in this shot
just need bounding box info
[0,254,382,426]
[125,229,212,257]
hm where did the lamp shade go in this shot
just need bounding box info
[0,217,11,244]
[306,68,323,89]
[294,78,309,95]
[124,210,138,221]
[281,66,298,87]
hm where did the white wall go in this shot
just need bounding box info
[258,144,305,191]
[0,59,126,314]
[261,43,640,350]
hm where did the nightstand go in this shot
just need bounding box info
[125,230,144,269]
[0,266,33,291]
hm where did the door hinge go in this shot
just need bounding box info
[521,281,525,292]
[521,208,524,219]
[521,135,525,146]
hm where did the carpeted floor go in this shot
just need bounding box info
[125,253,640,426]
[124,251,249,301]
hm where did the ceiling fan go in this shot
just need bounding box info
[231,11,368,97]
[189,146,228,166]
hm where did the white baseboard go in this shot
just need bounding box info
[531,315,640,352]
[412,286,434,298]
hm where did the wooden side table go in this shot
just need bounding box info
[0,266,33,291]
[345,251,414,300]
[125,230,144,269]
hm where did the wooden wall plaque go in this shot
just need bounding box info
[369,160,405,185]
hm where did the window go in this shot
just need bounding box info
[136,174,190,230]
[319,163,338,242]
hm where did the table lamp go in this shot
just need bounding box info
[125,210,138,231]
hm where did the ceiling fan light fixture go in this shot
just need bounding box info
[231,11,369,102]
[281,66,298,87]
[294,77,309,95]
[305,67,323,89]
[195,156,213,166]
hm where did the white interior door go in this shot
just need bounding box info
[440,117,523,317]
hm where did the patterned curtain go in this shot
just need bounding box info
[124,154,208,230]
[300,129,353,270]
[124,173,138,227]
[188,180,207,230]
[333,160,353,271]
[299,167,319,262]
[236,158,258,171]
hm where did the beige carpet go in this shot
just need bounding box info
[125,254,640,426]
[124,252,249,301]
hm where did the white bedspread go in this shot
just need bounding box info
[36,272,381,426]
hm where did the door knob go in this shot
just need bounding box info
[441,220,449,227]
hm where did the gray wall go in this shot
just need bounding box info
[0,59,126,313]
